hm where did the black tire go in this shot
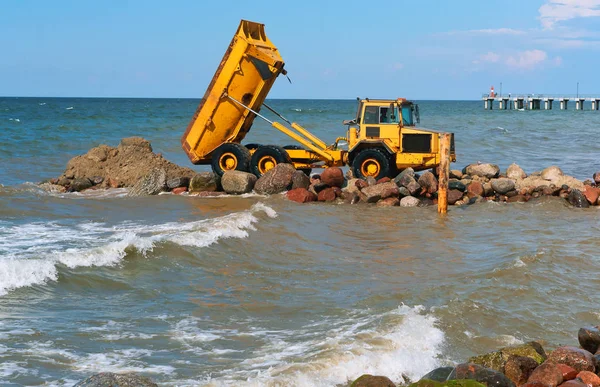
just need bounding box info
[250,145,292,177]
[351,148,392,180]
[211,143,251,177]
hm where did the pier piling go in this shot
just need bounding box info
[437,133,451,215]
[483,94,599,111]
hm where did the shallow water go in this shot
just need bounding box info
[1,98,600,386]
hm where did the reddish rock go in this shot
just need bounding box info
[320,167,345,188]
[558,380,588,387]
[318,187,337,202]
[556,364,578,381]
[528,362,564,387]
[547,347,595,373]
[448,189,464,205]
[576,371,600,387]
[377,197,400,207]
[505,355,540,386]
[376,177,391,184]
[507,194,528,203]
[287,188,317,203]
[332,187,343,197]
[171,187,187,195]
[467,181,485,197]
[360,182,399,203]
[418,171,438,194]
[583,186,599,205]
[108,177,120,188]
[355,179,368,190]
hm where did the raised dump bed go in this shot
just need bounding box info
[181,20,285,164]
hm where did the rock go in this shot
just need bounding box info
[318,187,337,202]
[398,186,411,197]
[119,137,153,151]
[320,167,345,188]
[578,327,600,354]
[57,177,72,187]
[344,192,361,204]
[576,371,600,387]
[221,171,257,194]
[167,176,190,190]
[74,372,157,387]
[254,163,296,195]
[522,383,555,387]
[356,179,369,191]
[189,172,219,193]
[407,181,422,196]
[360,182,399,203]
[451,169,464,179]
[559,380,588,387]
[344,178,361,194]
[507,195,528,203]
[469,343,545,374]
[541,166,564,181]
[172,187,187,195]
[107,177,120,188]
[528,362,564,387]
[312,182,329,194]
[191,191,227,197]
[449,180,467,192]
[394,168,416,187]
[467,181,484,197]
[377,177,392,184]
[448,363,515,387]
[351,374,396,387]
[400,196,420,207]
[69,178,93,192]
[583,186,600,205]
[593,172,600,185]
[419,171,438,194]
[491,178,516,195]
[556,364,578,381]
[448,189,464,205]
[483,182,494,197]
[421,367,455,382]
[410,381,486,387]
[567,190,590,208]
[38,183,67,193]
[366,176,377,186]
[287,188,317,203]
[507,164,527,180]
[377,197,400,207]
[517,175,584,193]
[465,163,500,179]
[310,175,321,185]
[290,171,311,190]
[546,346,595,373]
[127,168,167,196]
[504,356,539,386]
[91,176,104,185]
[420,198,435,206]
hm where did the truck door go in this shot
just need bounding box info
[361,104,399,141]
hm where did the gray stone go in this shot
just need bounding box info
[450,169,463,179]
[506,163,526,180]
[127,168,167,196]
[360,182,399,203]
[400,196,420,207]
[491,178,516,195]
[393,167,415,187]
[366,176,377,186]
[464,163,500,179]
[541,166,563,181]
[418,171,438,194]
[221,170,257,194]
[167,176,190,190]
[407,181,421,196]
[568,189,590,208]
[398,186,410,197]
[449,180,466,192]
[189,172,219,193]
[254,163,296,195]
[75,372,157,387]
[291,170,310,190]
[69,178,93,192]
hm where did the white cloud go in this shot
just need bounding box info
[539,0,600,28]
[480,52,501,63]
[505,50,548,69]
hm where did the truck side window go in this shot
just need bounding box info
[363,106,379,124]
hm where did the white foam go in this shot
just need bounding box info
[0,203,276,296]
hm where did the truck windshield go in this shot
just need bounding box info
[401,106,414,126]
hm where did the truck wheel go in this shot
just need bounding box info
[351,148,391,180]
[250,145,291,177]
[211,143,251,177]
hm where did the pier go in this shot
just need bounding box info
[482,94,600,111]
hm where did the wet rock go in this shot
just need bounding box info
[407,181,422,196]
[287,188,317,203]
[448,189,464,205]
[418,171,438,194]
[343,192,361,204]
[191,191,227,197]
[556,364,578,381]
[351,374,396,387]
[448,363,515,387]
[320,167,345,188]
[38,183,67,193]
[377,177,391,184]
[451,169,464,179]
[483,182,494,197]
[127,168,167,196]
[221,171,257,194]
[355,179,369,191]
[398,186,411,198]
[318,187,337,202]
[593,172,600,185]
[189,172,219,193]
[583,186,600,205]
[400,196,421,207]
[449,180,467,192]
[254,163,296,195]
[567,190,590,208]
[541,166,564,181]
[69,178,93,192]
[547,346,595,373]
[507,164,527,180]
[311,182,329,194]
[167,176,189,190]
[559,380,587,387]
[578,327,600,354]
[528,362,564,387]
[360,182,399,203]
[377,197,400,207]
[394,168,416,187]
[491,178,516,195]
[74,372,158,387]
[421,367,455,382]
[465,163,500,179]
[576,371,600,387]
[467,181,484,197]
[504,356,539,386]
[171,187,187,195]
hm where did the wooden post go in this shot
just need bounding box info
[437,133,451,214]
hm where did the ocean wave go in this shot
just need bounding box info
[0,203,277,296]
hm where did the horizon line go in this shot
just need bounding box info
[0,95,481,101]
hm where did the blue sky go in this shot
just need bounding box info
[1,0,599,99]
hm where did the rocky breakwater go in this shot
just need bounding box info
[350,326,600,387]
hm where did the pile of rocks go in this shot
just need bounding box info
[351,326,600,387]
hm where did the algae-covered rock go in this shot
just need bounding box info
[468,342,546,372]
[351,374,396,387]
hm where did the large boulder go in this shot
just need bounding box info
[527,362,563,387]
[419,171,438,194]
[578,326,600,353]
[467,181,484,197]
[448,189,464,205]
[167,176,189,190]
[491,178,516,195]
[464,164,500,179]
[583,186,599,205]
[69,177,93,192]
[286,188,317,203]
[75,372,157,387]
[394,167,416,188]
[254,163,296,195]
[221,171,257,194]
[320,167,345,187]
[351,374,396,387]
[546,346,595,372]
[448,363,515,387]
[541,166,563,181]
[504,356,539,386]
[127,168,167,196]
[189,172,219,193]
[360,182,399,203]
[567,190,590,208]
[291,170,310,190]
[468,342,546,373]
[506,164,526,180]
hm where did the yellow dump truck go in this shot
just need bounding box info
[181,20,455,180]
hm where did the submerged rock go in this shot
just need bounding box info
[221,170,257,194]
[127,168,167,196]
[189,172,219,193]
[567,189,590,208]
[287,188,317,203]
[75,372,157,387]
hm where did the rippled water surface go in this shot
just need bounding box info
[1,98,600,386]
